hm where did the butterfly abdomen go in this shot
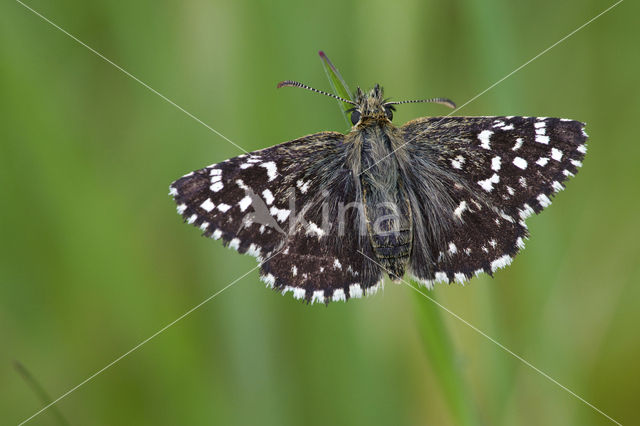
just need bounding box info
[369,227,412,280]
[359,124,413,280]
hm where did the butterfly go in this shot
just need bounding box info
[170,80,587,304]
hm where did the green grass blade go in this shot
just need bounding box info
[410,282,479,426]
[319,50,353,125]
[14,361,70,426]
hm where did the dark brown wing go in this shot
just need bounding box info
[401,116,587,285]
[170,131,382,303]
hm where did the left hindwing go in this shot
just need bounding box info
[402,116,587,285]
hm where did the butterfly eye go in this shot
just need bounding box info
[384,106,394,121]
[350,110,361,125]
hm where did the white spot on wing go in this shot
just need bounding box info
[491,156,502,171]
[435,272,448,283]
[261,273,275,288]
[519,176,527,188]
[552,181,563,192]
[577,144,587,154]
[519,204,535,219]
[478,173,500,192]
[212,229,222,239]
[306,222,326,238]
[454,273,467,284]
[551,147,563,161]
[332,289,346,302]
[454,201,467,218]
[491,255,512,272]
[478,130,493,150]
[349,284,363,298]
[448,242,457,254]
[262,189,274,205]
[247,244,262,259]
[291,265,297,276]
[169,186,178,196]
[311,291,324,304]
[296,179,310,193]
[269,206,290,222]
[451,155,465,169]
[235,179,249,190]
[260,161,278,181]
[500,211,514,222]
[238,195,252,212]
[177,204,187,214]
[512,157,527,170]
[536,135,550,144]
[366,282,382,296]
[200,198,215,212]
[210,181,224,192]
[410,274,434,290]
[187,214,197,224]
[229,238,240,250]
[536,157,549,167]
[292,287,306,300]
[217,203,231,212]
[334,258,342,270]
[512,137,523,151]
[537,194,552,208]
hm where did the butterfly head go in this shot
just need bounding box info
[349,84,394,126]
[277,80,456,127]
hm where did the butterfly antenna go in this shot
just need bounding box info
[385,97,456,109]
[277,80,356,105]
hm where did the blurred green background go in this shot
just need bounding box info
[1,0,638,425]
